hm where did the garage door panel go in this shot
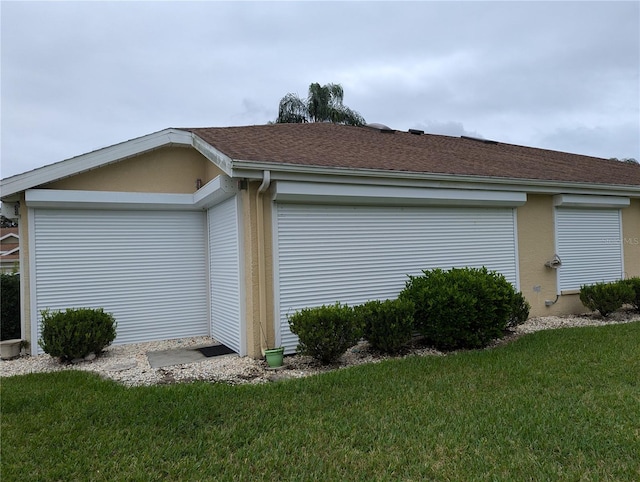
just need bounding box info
[276,204,518,352]
[33,209,209,351]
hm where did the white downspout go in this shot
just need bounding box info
[256,171,271,355]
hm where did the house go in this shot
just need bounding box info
[1,123,639,358]
[0,227,20,273]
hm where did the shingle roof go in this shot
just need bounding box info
[186,123,640,187]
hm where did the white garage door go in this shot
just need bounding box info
[208,196,244,355]
[33,209,209,350]
[275,204,519,352]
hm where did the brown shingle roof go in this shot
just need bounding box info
[185,123,640,187]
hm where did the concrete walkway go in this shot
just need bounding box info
[147,346,208,368]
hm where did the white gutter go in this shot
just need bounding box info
[229,160,640,197]
[258,170,271,194]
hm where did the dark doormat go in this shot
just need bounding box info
[197,344,236,357]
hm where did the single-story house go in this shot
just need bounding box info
[1,123,639,358]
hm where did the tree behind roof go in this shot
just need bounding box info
[276,82,365,126]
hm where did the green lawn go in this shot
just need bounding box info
[2,322,639,481]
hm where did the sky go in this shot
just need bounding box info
[1,1,639,180]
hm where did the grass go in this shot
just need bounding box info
[2,322,640,481]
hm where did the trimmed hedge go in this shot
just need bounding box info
[288,303,362,364]
[355,298,415,354]
[624,277,640,311]
[400,267,520,350]
[580,281,635,317]
[0,273,21,341]
[38,308,117,361]
[507,291,531,328]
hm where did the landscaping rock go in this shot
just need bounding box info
[1,310,638,387]
[106,361,137,372]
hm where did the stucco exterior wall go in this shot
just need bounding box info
[622,198,640,279]
[44,146,222,193]
[517,194,640,318]
[241,181,275,359]
[517,194,586,317]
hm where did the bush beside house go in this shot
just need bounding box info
[288,303,362,364]
[399,267,524,351]
[625,277,640,311]
[289,267,530,363]
[580,279,638,317]
[38,308,117,361]
[354,298,415,354]
[1,273,20,341]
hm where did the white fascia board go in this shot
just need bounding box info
[1,129,192,199]
[191,135,234,176]
[273,181,527,207]
[553,194,631,208]
[25,175,238,211]
[231,161,640,197]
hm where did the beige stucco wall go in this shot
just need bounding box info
[517,194,640,318]
[517,194,583,317]
[44,146,222,193]
[622,198,640,279]
[241,181,275,359]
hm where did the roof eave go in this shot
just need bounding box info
[230,160,640,197]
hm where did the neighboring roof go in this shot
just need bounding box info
[186,123,640,187]
[0,227,19,240]
[0,227,19,263]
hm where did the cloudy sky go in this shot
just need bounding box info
[1,1,638,179]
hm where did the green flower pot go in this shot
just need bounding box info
[265,347,284,368]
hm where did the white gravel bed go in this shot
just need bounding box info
[2,310,638,387]
[513,309,639,334]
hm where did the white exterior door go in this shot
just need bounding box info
[208,196,244,355]
[32,209,209,351]
[275,204,519,352]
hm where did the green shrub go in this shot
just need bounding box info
[507,291,531,328]
[579,281,635,317]
[624,277,640,311]
[400,267,516,350]
[288,303,361,364]
[355,298,415,354]
[38,308,117,361]
[0,273,21,341]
